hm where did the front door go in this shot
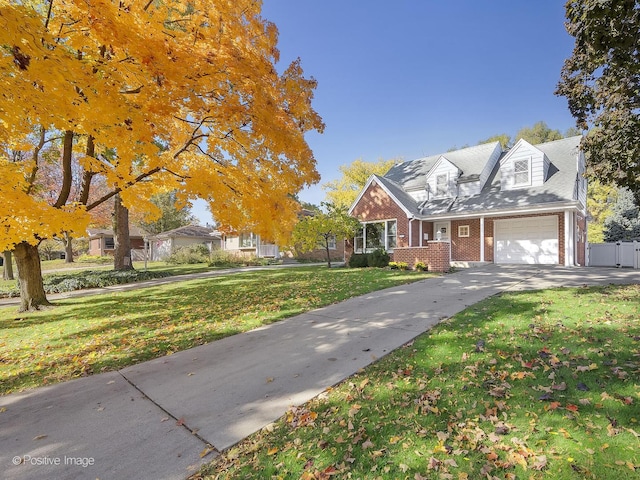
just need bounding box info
[433,221,450,241]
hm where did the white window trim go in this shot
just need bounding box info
[513,157,532,186]
[458,225,470,238]
[355,219,397,253]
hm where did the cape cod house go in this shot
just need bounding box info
[348,136,587,271]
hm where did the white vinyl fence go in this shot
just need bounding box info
[587,241,640,268]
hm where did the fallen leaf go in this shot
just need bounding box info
[267,447,278,455]
[532,455,547,470]
[199,447,214,458]
[33,434,47,441]
[361,439,374,449]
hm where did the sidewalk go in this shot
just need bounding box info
[1,265,639,479]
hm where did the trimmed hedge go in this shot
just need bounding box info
[348,249,390,268]
[0,270,173,298]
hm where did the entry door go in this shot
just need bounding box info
[433,221,450,241]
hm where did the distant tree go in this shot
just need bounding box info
[587,180,618,243]
[478,134,511,149]
[556,0,640,202]
[3,251,13,280]
[138,191,196,235]
[323,158,400,209]
[291,204,360,267]
[603,188,640,242]
[515,121,563,145]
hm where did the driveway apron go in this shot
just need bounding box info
[1,265,639,479]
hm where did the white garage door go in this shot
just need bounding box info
[495,217,558,264]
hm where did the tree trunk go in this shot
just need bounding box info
[113,194,134,271]
[64,232,74,263]
[325,237,332,268]
[3,251,14,280]
[14,242,51,312]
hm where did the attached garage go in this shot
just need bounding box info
[494,216,559,264]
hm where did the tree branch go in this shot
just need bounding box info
[85,166,162,211]
[53,130,74,208]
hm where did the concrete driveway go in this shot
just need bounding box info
[1,265,638,480]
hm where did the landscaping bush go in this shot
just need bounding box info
[368,248,390,268]
[388,261,408,270]
[209,250,246,268]
[41,270,173,294]
[77,254,112,264]
[166,244,210,264]
[414,261,428,271]
[348,253,369,268]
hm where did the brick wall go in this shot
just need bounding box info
[351,182,409,248]
[287,240,345,262]
[392,243,451,272]
[451,219,481,261]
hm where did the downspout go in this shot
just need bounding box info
[480,216,485,262]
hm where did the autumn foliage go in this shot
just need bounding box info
[0,0,323,308]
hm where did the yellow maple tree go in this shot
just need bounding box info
[323,158,400,209]
[0,0,324,310]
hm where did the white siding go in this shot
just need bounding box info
[479,142,503,188]
[577,151,587,208]
[408,189,428,202]
[500,141,546,190]
[426,157,458,199]
[459,181,480,197]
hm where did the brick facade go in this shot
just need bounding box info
[393,243,451,272]
[351,183,410,248]
[350,179,580,267]
[451,219,481,262]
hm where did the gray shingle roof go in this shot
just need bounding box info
[379,136,583,219]
[385,141,502,191]
[155,225,220,239]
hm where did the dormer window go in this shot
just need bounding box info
[436,173,448,196]
[513,158,530,186]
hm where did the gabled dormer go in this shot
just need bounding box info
[499,139,548,191]
[426,156,458,199]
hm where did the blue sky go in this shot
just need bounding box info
[193,1,577,224]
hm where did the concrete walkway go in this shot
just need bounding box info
[1,265,639,479]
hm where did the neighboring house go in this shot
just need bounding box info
[221,232,280,258]
[149,225,222,261]
[222,209,346,262]
[348,136,587,271]
[87,226,147,257]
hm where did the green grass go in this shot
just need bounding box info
[0,261,240,296]
[0,267,431,395]
[196,284,640,480]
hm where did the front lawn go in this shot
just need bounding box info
[0,267,431,395]
[197,284,640,480]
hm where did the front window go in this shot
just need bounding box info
[104,236,115,249]
[355,220,397,253]
[365,223,384,250]
[436,174,448,196]
[239,232,256,248]
[514,159,530,185]
[327,235,337,250]
[355,227,364,252]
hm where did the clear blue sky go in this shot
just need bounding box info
[193,0,577,224]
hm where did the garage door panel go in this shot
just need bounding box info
[495,217,558,264]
